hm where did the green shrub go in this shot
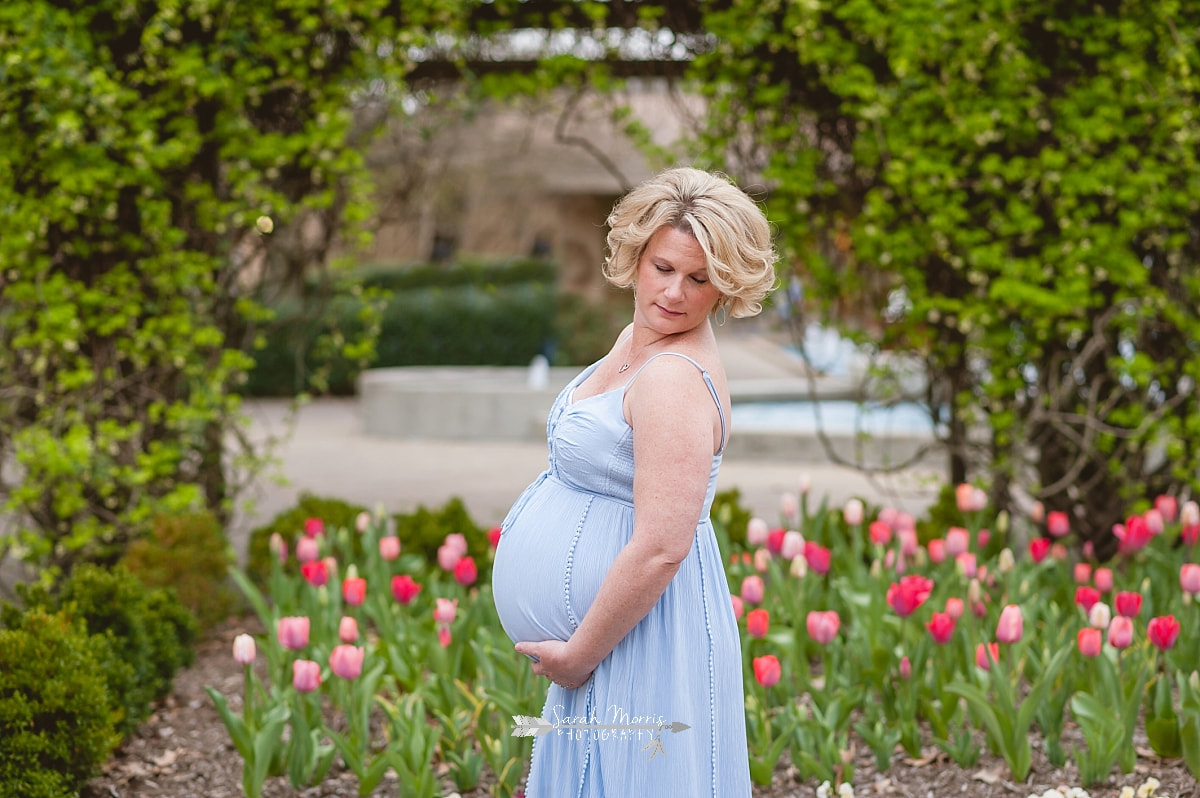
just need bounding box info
[122,511,238,632]
[16,564,197,737]
[393,497,487,564]
[712,488,754,550]
[245,493,369,584]
[0,609,117,798]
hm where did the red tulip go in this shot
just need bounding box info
[1074,586,1101,613]
[1181,563,1200,596]
[1107,616,1134,650]
[752,654,781,687]
[975,642,999,670]
[1115,591,1142,618]
[277,616,310,650]
[926,538,946,563]
[926,611,956,644]
[1147,615,1181,651]
[805,610,840,644]
[944,597,964,619]
[303,517,324,538]
[453,556,478,586]
[329,645,364,680]
[378,536,401,561]
[803,541,831,575]
[292,659,321,692]
[886,575,934,617]
[1028,538,1051,563]
[301,560,329,587]
[1046,511,1070,538]
[1115,515,1153,555]
[342,576,367,606]
[740,575,765,605]
[438,626,452,648]
[391,574,421,604]
[488,526,503,548]
[1077,627,1102,658]
[338,616,359,643]
[766,527,786,555]
[746,608,770,638]
[995,604,1023,644]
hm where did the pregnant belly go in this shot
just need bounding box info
[491,478,630,645]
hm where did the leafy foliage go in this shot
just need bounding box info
[682,0,1200,550]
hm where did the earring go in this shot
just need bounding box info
[715,304,728,326]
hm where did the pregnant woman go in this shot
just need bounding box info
[492,167,777,797]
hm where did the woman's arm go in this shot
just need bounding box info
[515,356,721,686]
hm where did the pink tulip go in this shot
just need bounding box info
[945,527,970,557]
[296,535,319,564]
[301,560,328,587]
[753,547,771,572]
[926,612,956,644]
[1093,567,1113,593]
[338,616,359,643]
[995,604,1023,644]
[1148,615,1181,651]
[391,574,421,604]
[944,597,964,619]
[303,517,324,538]
[1181,563,1200,595]
[781,492,799,524]
[1144,509,1164,535]
[806,610,840,644]
[926,538,946,563]
[1073,562,1092,584]
[277,616,310,650]
[956,483,984,512]
[1115,591,1142,618]
[378,536,401,561]
[438,626,452,648]
[740,575,765,605]
[1107,616,1134,650]
[780,531,805,560]
[1028,538,1051,564]
[270,533,288,564]
[887,575,934,617]
[293,659,321,692]
[453,556,478,586]
[803,541,831,575]
[343,576,367,606]
[1155,494,1179,523]
[1046,511,1069,538]
[976,529,991,549]
[1077,628,1102,658]
[433,597,458,625]
[975,642,999,670]
[329,645,365,680]
[753,654,781,687]
[955,552,977,578]
[355,511,372,533]
[232,633,256,665]
[1115,515,1153,555]
[731,594,745,620]
[443,533,468,556]
[746,608,770,638]
[1030,501,1045,525]
[869,521,892,546]
[898,656,912,681]
[898,528,919,557]
[746,517,769,546]
[1182,501,1200,545]
[437,543,462,571]
[843,498,864,526]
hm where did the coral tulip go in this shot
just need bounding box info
[391,574,421,604]
[1028,538,1051,563]
[1115,591,1142,618]
[944,597,964,619]
[1147,615,1181,651]
[926,612,956,644]
[232,633,256,665]
[277,616,310,651]
[868,521,892,546]
[1073,562,1092,584]
[746,608,770,638]
[301,560,328,587]
[753,547,771,572]
[453,556,478,586]
[956,483,986,512]
[329,645,365,680]
[803,541,831,575]
[1077,628,1102,658]
[1107,616,1133,650]
[1181,563,1200,596]
[740,575,765,605]
[731,595,745,621]
[338,616,359,643]
[887,575,934,617]
[342,575,367,607]
[753,654,781,687]
[1046,511,1069,538]
[806,610,840,644]
[926,538,946,563]
[975,642,999,670]
[378,536,401,561]
[293,659,321,692]
[995,605,1023,644]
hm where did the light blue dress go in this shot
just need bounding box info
[492,352,751,798]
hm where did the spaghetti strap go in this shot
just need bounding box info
[625,352,728,455]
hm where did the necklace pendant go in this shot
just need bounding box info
[618,362,630,373]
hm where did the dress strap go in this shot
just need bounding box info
[624,352,728,455]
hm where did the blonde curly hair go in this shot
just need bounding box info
[602,167,778,318]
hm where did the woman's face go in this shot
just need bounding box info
[633,226,721,334]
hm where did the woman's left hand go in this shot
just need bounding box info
[514,639,594,690]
